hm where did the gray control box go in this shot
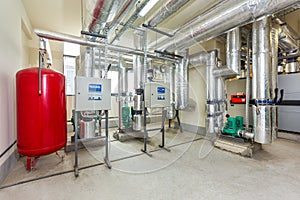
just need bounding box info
[145,82,170,108]
[75,76,111,111]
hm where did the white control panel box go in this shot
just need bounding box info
[75,76,111,111]
[145,82,170,108]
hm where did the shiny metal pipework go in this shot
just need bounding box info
[166,65,176,119]
[34,29,178,63]
[175,49,189,110]
[274,18,299,53]
[252,17,273,144]
[147,0,191,27]
[110,0,151,43]
[245,30,251,130]
[155,0,300,52]
[206,51,217,134]
[271,28,279,140]
[285,62,299,73]
[108,0,139,35]
[213,27,241,77]
[85,0,123,34]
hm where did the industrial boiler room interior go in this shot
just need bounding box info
[1,0,300,199]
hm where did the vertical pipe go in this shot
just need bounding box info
[166,65,176,119]
[271,28,279,140]
[175,49,189,110]
[206,51,217,134]
[245,31,251,130]
[252,16,272,144]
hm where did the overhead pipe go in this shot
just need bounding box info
[110,0,152,44]
[274,18,299,53]
[108,0,139,35]
[34,29,178,63]
[148,0,226,49]
[147,0,191,27]
[155,0,300,52]
[86,0,123,34]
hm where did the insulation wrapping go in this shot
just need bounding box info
[153,0,300,52]
[84,0,123,33]
[148,0,191,27]
[253,106,272,144]
[166,65,176,119]
[175,49,189,110]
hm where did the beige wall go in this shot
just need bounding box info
[0,0,31,166]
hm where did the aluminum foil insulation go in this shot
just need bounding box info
[213,27,241,77]
[110,0,151,43]
[120,60,128,96]
[256,17,271,100]
[166,65,176,119]
[275,18,299,53]
[252,106,272,144]
[271,28,279,140]
[133,32,145,89]
[154,0,300,52]
[175,49,189,110]
[206,51,217,134]
[84,0,123,33]
[108,0,139,35]
[148,0,191,27]
[252,16,273,144]
[78,46,97,77]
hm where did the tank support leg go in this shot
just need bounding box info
[159,109,171,152]
[26,157,39,171]
[104,110,111,169]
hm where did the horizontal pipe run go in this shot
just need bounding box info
[34,29,178,63]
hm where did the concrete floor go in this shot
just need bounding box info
[1,128,300,200]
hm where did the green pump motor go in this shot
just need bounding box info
[222,116,245,137]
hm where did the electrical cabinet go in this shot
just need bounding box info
[75,76,111,111]
[145,82,170,108]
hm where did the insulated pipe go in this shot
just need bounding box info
[252,16,272,144]
[34,29,178,63]
[206,50,217,134]
[147,0,191,27]
[110,0,151,43]
[155,0,300,52]
[213,27,241,77]
[166,65,176,119]
[86,0,123,33]
[245,31,251,130]
[274,18,299,53]
[108,0,139,35]
[175,49,189,110]
[271,28,279,140]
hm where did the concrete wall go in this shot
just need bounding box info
[0,0,32,183]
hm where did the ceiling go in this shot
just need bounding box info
[22,0,300,51]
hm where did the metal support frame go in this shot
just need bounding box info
[74,110,111,177]
[159,109,171,152]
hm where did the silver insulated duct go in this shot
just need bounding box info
[175,49,189,110]
[85,0,123,33]
[252,16,273,144]
[147,0,191,27]
[155,0,300,52]
[166,65,176,119]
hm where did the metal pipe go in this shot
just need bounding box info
[34,29,178,63]
[155,0,300,52]
[245,30,251,130]
[206,50,217,134]
[213,27,241,77]
[175,49,189,110]
[166,65,176,119]
[108,0,139,35]
[271,28,279,140]
[147,0,191,27]
[86,0,123,33]
[110,0,151,43]
[252,16,272,144]
[274,18,299,53]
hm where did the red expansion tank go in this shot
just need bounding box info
[16,67,67,157]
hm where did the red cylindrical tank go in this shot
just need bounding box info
[16,67,67,157]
